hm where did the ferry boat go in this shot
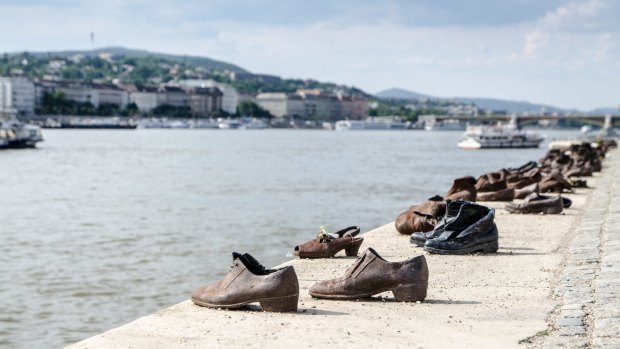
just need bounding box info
[335,119,408,131]
[457,123,543,149]
[0,120,43,148]
[50,117,137,129]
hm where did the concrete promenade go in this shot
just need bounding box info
[533,153,620,348]
[68,154,619,349]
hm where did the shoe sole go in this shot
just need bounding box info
[506,207,562,214]
[409,239,426,247]
[309,282,428,302]
[191,294,299,312]
[424,241,499,255]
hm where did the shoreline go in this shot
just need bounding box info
[66,151,614,348]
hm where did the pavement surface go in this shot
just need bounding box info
[67,153,618,349]
[530,153,620,349]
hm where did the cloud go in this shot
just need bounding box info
[523,30,549,56]
[0,0,618,109]
[521,0,607,58]
[542,0,603,26]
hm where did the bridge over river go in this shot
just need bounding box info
[424,114,620,130]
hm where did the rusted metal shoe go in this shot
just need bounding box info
[476,188,515,202]
[514,182,539,199]
[309,248,428,302]
[395,195,446,235]
[294,226,363,258]
[445,176,477,201]
[423,200,499,254]
[191,252,299,312]
[505,192,563,214]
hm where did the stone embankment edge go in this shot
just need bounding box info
[535,151,620,349]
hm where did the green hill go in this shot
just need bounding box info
[0,47,367,97]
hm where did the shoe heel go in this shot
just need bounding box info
[260,294,298,312]
[345,238,364,256]
[392,283,427,302]
[480,241,499,253]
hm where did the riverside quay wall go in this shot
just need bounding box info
[67,153,619,349]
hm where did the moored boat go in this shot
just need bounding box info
[335,119,408,131]
[0,120,43,148]
[457,123,543,149]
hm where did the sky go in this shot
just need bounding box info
[1,0,618,110]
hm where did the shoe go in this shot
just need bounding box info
[568,178,587,188]
[539,173,573,193]
[445,176,477,201]
[395,195,446,235]
[506,168,541,189]
[475,171,508,192]
[514,182,539,199]
[191,252,299,312]
[309,248,428,301]
[505,192,563,214]
[294,226,363,258]
[506,161,538,175]
[477,188,515,202]
[409,199,468,247]
[423,201,499,254]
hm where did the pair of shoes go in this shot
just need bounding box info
[395,195,446,235]
[505,192,567,214]
[191,249,429,311]
[410,200,499,254]
[293,226,363,258]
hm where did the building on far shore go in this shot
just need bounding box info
[36,80,129,109]
[126,84,162,111]
[91,83,129,109]
[159,85,188,108]
[255,92,305,118]
[255,90,369,120]
[179,79,248,115]
[0,76,36,117]
[188,87,223,117]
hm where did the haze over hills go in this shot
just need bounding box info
[376,88,619,115]
[6,47,247,73]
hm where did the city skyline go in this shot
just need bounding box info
[1,0,618,110]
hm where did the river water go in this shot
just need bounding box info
[0,129,579,348]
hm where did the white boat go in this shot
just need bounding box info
[457,123,543,149]
[217,119,242,129]
[335,119,408,131]
[0,120,43,148]
[240,119,267,129]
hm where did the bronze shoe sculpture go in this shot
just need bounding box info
[445,176,477,201]
[539,173,573,193]
[309,248,428,302]
[423,201,499,254]
[191,252,299,312]
[395,195,446,235]
[475,171,508,192]
[514,182,539,199]
[506,167,541,189]
[294,226,363,258]
[505,192,563,214]
[476,188,515,202]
